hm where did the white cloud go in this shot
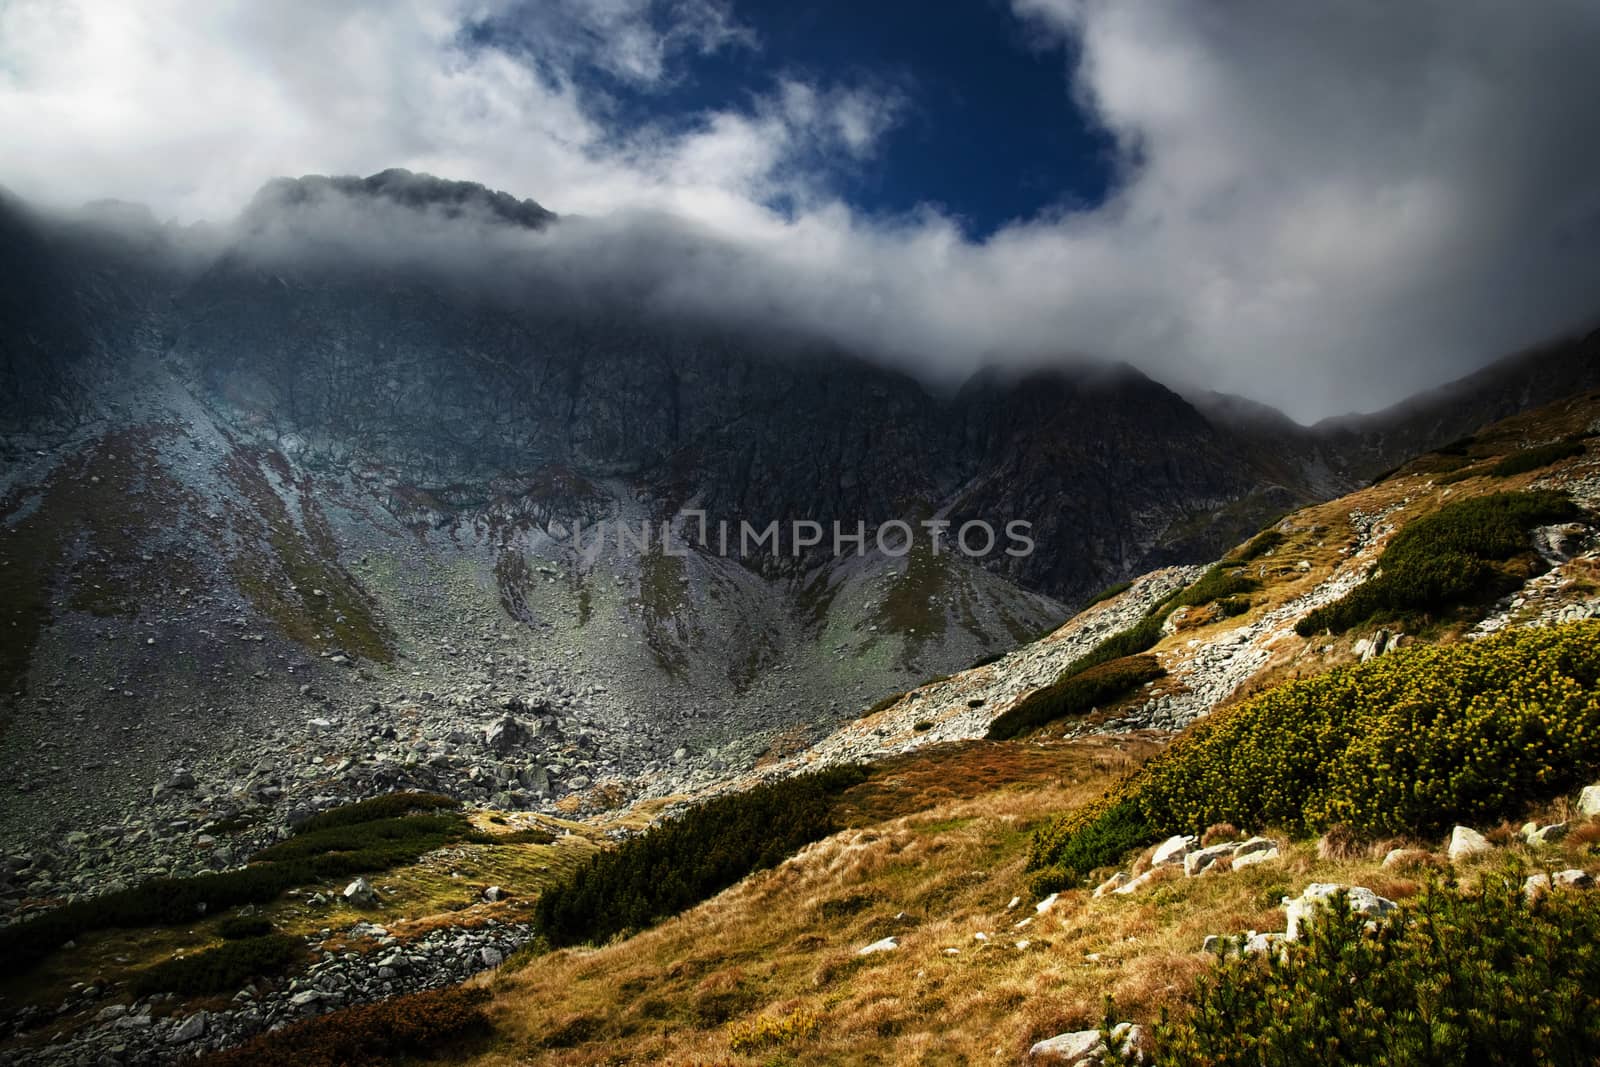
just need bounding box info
[1,0,1598,420]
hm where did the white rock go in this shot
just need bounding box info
[1284,883,1397,942]
[1028,1023,1149,1065]
[1092,872,1129,898]
[1555,869,1595,889]
[1527,823,1568,847]
[168,1012,207,1044]
[1524,873,1552,900]
[1151,835,1194,868]
[1112,869,1168,895]
[1243,931,1287,957]
[1183,843,1236,877]
[1232,846,1280,870]
[1447,826,1491,862]
[1232,836,1276,859]
[1579,784,1600,818]
[1035,892,1060,915]
[1006,895,1022,910]
[858,936,900,956]
[343,877,378,905]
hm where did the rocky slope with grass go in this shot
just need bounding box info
[5,172,1600,1064]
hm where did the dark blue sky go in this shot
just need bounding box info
[483,0,1118,238]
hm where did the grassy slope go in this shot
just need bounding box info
[453,739,1600,1066]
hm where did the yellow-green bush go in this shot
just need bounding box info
[727,1007,822,1053]
[1032,621,1600,886]
[986,655,1165,740]
[1295,490,1580,636]
[1147,874,1600,1066]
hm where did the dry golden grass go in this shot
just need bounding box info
[420,722,1599,1067]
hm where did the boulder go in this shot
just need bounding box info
[485,715,529,754]
[1284,883,1397,942]
[1526,822,1568,847]
[1232,836,1276,859]
[1092,872,1129,898]
[1028,1023,1149,1065]
[1447,826,1491,862]
[1579,784,1600,818]
[1113,868,1177,895]
[1035,892,1060,915]
[1232,846,1280,870]
[1151,835,1195,868]
[168,1012,207,1044]
[1382,848,1433,870]
[1183,843,1236,877]
[858,936,900,956]
[343,877,378,906]
[1524,873,1552,900]
[1555,869,1595,889]
[480,946,504,967]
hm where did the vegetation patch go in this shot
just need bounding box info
[291,792,458,833]
[1150,875,1600,1065]
[728,1007,822,1053]
[1031,621,1600,889]
[131,933,301,996]
[0,800,481,971]
[535,766,867,947]
[199,985,492,1067]
[1082,580,1132,608]
[1230,528,1285,563]
[1295,490,1581,636]
[986,655,1165,741]
[1490,437,1587,477]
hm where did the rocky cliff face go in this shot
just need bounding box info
[0,170,1593,844]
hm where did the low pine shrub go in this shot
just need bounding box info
[199,985,492,1067]
[1172,565,1258,609]
[131,933,301,996]
[1150,875,1600,1066]
[1031,621,1600,886]
[1295,490,1580,636]
[292,792,458,833]
[1083,580,1133,608]
[986,655,1165,740]
[216,916,275,940]
[535,766,867,947]
[0,805,481,972]
[1490,438,1587,477]
[1231,528,1285,563]
[727,1007,822,1053]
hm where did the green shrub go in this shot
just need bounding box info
[1027,798,1152,887]
[1083,580,1133,608]
[131,934,301,996]
[0,807,481,972]
[252,813,473,864]
[292,792,458,834]
[1172,565,1259,609]
[864,691,905,716]
[216,916,275,940]
[535,766,867,947]
[1215,596,1251,618]
[1060,616,1167,681]
[965,651,1006,671]
[1491,438,1587,477]
[1295,490,1580,636]
[987,655,1165,741]
[1031,621,1600,885]
[1231,529,1285,563]
[200,986,492,1067]
[1151,876,1600,1066]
